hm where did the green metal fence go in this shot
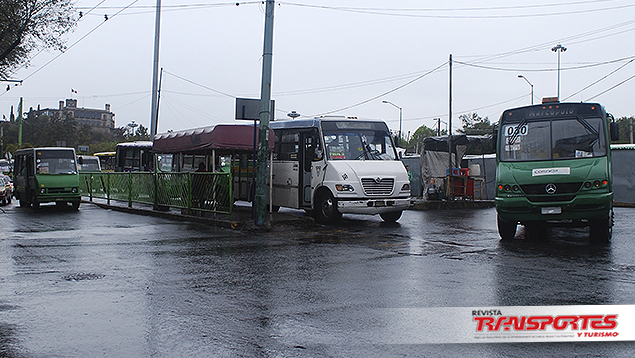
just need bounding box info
[79,172,233,215]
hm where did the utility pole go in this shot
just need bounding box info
[149,0,162,139]
[254,0,275,227]
[17,98,23,149]
[447,54,453,199]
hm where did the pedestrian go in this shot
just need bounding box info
[405,165,413,182]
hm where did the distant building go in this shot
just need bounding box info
[28,99,115,133]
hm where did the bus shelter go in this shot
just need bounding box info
[152,124,275,203]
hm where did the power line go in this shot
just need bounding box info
[162,70,236,98]
[586,72,635,101]
[563,58,635,101]
[309,61,447,117]
[454,56,635,73]
[279,0,635,19]
[20,0,143,82]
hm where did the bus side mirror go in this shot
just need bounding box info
[610,122,619,142]
[492,125,499,150]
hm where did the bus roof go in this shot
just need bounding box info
[270,117,388,130]
[500,102,605,123]
[15,147,76,154]
[116,141,153,148]
[153,124,274,153]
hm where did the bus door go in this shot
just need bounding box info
[300,129,321,208]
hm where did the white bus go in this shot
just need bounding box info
[270,117,411,223]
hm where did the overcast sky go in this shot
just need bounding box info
[2,0,635,140]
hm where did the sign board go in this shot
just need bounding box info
[235,98,275,121]
[78,145,90,153]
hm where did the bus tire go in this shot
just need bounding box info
[590,214,612,245]
[497,216,517,241]
[32,198,40,209]
[71,201,80,211]
[19,198,28,208]
[380,210,402,223]
[314,190,341,224]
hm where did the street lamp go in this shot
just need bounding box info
[382,100,402,147]
[551,44,566,100]
[518,75,534,105]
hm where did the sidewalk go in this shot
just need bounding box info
[82,197,314,231]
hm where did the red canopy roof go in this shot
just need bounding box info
[153,124,274,153]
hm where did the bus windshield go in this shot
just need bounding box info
[500,117,607,162]
[322,122,397,161]
[36,150,77,174]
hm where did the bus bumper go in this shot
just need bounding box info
[495,192,613,223]
[37,193,81,204]
[337,197,411,215]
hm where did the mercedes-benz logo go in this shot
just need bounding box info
[545,183,557,195]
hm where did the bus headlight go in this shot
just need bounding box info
[401,183,411,191]
[335,184,354,192]
[72,187,79,193]
[40,188,47,194]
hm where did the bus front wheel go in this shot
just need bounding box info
[314,190,341,224]
[497,216,517,241]
[380,210,402,223]
[590,213,612,245]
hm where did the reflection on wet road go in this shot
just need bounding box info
[1,203,634,357]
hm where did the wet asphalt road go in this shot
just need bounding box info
[1,202,634,357]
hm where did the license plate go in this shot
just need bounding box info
[541,207,562,215]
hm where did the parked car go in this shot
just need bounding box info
[1,174,13,194]
[0,176,12,204]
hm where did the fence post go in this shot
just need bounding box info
[187,172,193,214]
[89,174,93,202]
[128,172,133,208]
[228,172,233,220]
[153,171,159,210]
[106,173,111,206]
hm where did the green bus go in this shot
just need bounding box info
[13,147,81,210]
[495,100,619,243]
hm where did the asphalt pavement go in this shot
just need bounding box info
[1,201,634,357]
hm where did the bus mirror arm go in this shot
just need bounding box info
[610,122,620,142]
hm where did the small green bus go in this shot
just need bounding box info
[495,100,619,243]
[13,147,81,210]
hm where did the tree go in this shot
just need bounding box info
[0,0,77,79]
[457,112,494,135]
[407,124,446,154]
[124,124,150,141]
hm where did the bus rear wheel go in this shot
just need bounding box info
[314,190,341,224]
[497,216,517,241]
[380,210,402,223]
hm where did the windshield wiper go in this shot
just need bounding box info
[576,115,599,147]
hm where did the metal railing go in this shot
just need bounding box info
[79,172,233,216]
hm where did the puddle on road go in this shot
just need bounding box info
[62,273,106,281]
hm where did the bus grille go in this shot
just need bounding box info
[361,178,394,195]
[527,194,576,203]
[47,187,72,194]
